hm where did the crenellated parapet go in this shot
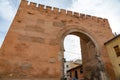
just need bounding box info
[20,0,109,23]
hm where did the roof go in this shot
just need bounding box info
[67,65,82,72]
[104,34,120,45]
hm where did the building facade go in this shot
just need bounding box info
[64,61,78,78]
[64,60,82,79]
[67,64,84,80]
[105,34,120,80]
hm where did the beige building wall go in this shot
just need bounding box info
[105,35,120,80]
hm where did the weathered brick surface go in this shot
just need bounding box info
[0,0,115,80]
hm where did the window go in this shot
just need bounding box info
[114,45,120,57]
[80,68,83,73]
[66,65,69,68]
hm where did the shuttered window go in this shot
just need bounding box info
[114,45,120,57]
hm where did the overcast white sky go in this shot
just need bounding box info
[0,0,120,61]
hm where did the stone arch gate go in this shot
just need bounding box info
[60,28,110,80]
[0,0,116,80]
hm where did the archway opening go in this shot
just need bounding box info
[63,34,83,80]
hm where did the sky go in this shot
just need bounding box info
[0,0,120,60]
[64,35,81,61]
